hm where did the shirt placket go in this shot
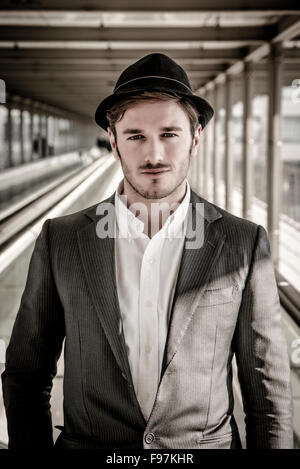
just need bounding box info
[137,236,164,421]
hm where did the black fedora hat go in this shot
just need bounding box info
[95,53,214,132]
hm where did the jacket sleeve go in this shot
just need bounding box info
[233,224,294,449]
[1,219,65,449]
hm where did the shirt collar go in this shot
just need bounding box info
[115,177,190,240]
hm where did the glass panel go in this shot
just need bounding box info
[206,117,214,202]
[0,105,9,170]
[47,116,55,156]
[68,120,73,152]
[217,108,226,208]
[58,118,66,154]
[11,108,22,166]
[232,101,243,217]
[251,94,268,229]
[278,85,300,290]
[40,115,47,157]
[52,117,59,156]
[32,113,40,159]
[22,110,31,163]
[65,119,70,153]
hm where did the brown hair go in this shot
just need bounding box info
[106,91,200,141]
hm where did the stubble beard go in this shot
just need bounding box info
[115,141,192,201]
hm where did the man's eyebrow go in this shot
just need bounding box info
[122,126,183,134]
[161,126,183,132]
[122,128,143,134]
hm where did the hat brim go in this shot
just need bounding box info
[95,86,214,132]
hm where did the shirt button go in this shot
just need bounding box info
[144,432,155,444]
[147,256,154,264]
[144,300,152,307]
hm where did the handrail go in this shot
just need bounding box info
[276,271,300,328]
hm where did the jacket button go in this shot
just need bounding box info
[145,432,155,444]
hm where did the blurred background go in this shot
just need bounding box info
[0,0,299,449]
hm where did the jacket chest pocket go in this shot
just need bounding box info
[195,284,241,331]
[198,286,235,307]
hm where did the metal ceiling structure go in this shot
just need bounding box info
[0,1,299,124]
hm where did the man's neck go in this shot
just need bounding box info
[121,179,187,238]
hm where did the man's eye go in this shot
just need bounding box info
[127,133,177,140]
[128,135,143,140]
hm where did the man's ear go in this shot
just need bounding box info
[107,127,120,161]
[190,124,202,158]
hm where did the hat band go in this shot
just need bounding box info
[114,75,193,94]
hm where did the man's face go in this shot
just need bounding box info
[107,100,201,200]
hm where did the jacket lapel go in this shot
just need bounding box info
[76,193,135,389]
[160,190,226,380]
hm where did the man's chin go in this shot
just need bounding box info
[137,185,173,200]
[126,175,182,200]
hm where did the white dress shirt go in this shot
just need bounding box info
[114,177,191,421]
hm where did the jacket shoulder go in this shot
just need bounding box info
[193,189,259,234]
[47,193,115,232]
[213,203,258,231]
[199,195,262,247]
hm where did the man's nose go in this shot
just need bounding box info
[144,137,164,165]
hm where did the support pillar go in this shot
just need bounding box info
[202,92,210,199]
[197,128,205,194]
[7,104,12,168]
[267,43,283,265]
[20,108,24,164]
[242,63,255,220]
[225,75,233,212]
[213,83,221,205]
[29,110,33,161]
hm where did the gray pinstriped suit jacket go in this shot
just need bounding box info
[2,189,294,449]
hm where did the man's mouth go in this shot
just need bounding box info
[141,169,170,175]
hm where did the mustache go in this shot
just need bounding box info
[140,165,170,171]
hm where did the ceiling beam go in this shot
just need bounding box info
[0,26,274,43]
[273,15,300,42]
[0,0,299,13]
[2,58,299,70]
[0,58,238,66]
[198,15,300,91]
[2,70,221,79]
[0,48,246,60]
[0,63,227,73]
[1,46,297,62]
[0,49,246,64]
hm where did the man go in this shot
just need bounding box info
[2,53,293,449]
